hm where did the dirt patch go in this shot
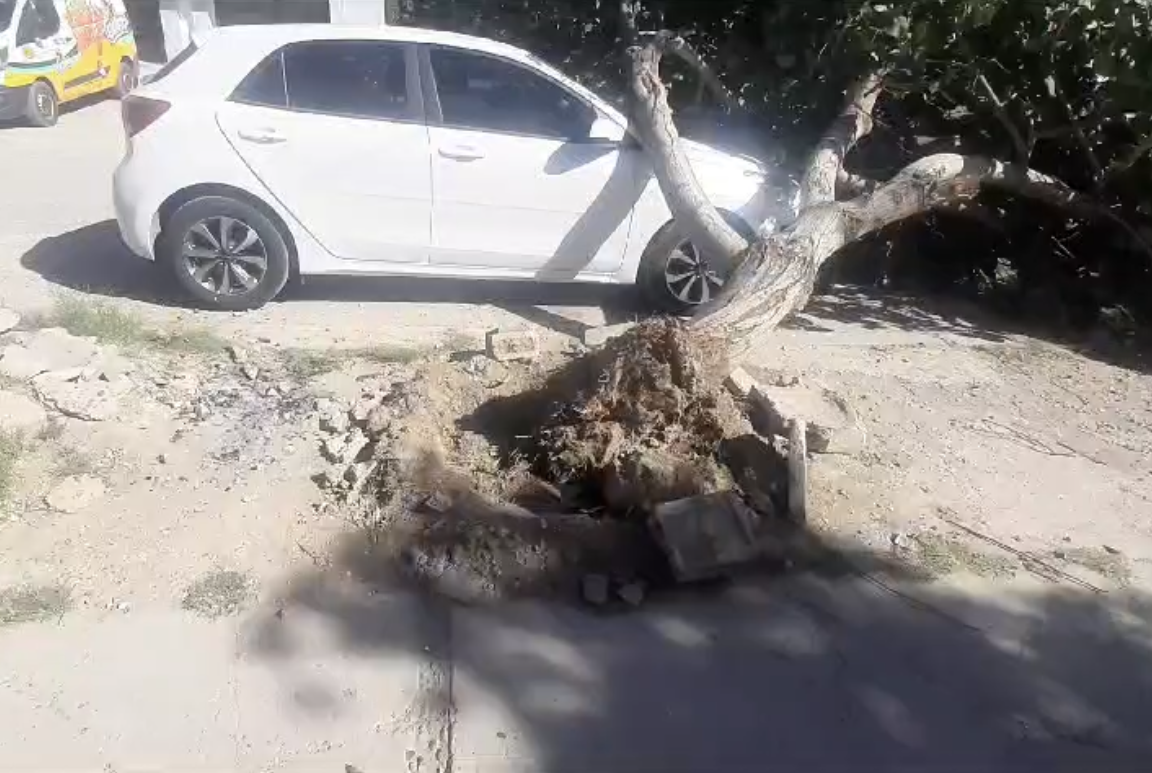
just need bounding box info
[908,532,1019,579]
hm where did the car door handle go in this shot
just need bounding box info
[237,128,287,145]
[438,144,485,161]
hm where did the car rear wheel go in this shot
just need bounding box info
[25,81,58,128]
[159,196,291,311]
[114,58,137,99]
[637,220,743,315]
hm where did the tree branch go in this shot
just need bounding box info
[799,73,885,209]
[975,73,1030,162]
[626,31,750,261]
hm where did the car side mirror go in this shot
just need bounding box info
[587,116,626,144]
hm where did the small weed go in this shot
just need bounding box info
[443,331,480,353]
[53,446,97,478]
[1059,546,1132,585]
[41,296,225,356]
[353,344,425,365]
[46,296,147,346]
[145,327,228,355]
[282,348,344,380]
[0,429,25,508]
[912,532,1018,579]
[0,583,71,625]
[181,569,252,618]
[35,419,65,442]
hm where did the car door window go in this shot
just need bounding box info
[430,47,595,140]
[285,41,411,120]
[231,41,413,121]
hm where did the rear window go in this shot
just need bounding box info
[231,49,287,108]
[229,41,413,122]
[149,42,198,85]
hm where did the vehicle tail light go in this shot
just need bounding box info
[121,96,170,138]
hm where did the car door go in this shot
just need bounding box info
[215,39,431,264]
[424,45,641,276]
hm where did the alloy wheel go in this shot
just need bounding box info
[181,217,268,296]
[664,240,725,306]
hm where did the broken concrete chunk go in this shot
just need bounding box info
[0,308,20,334]
[750,382,866,454]
[241,364,259,381]
[787,420,808,525]
[486,329,539,362]
[46,474,106,513]
[649,491,763,583]
[364,405,393,438]
[581,574,610,606]
[582,322,636,348]
[227,345,248,364]
[32,369,130,421]
[725,367,758,398]
[0,328,101,382]
[351,394,383,424]
[319,406,350,435]
[0,390,48,434]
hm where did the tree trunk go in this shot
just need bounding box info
[624,33,1125,360]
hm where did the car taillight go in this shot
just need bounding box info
[121,96,170,138]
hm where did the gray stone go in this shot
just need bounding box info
[351,394,382,424]
[0,308,21,334]
[582,322,636,348]
[319,407,350,435]
[787,420,808,525]
[581,574,610,606]
[617,581,646,607]
[724,367,758,398]
[650,492,763,583]
[226,345,247,364]
[241,364,259,381]
[364,405,393,438]
[750,382,866,455]
[46,474,106,513]
[322,429,370,465]
[0,390,48,434]
[485,329,539,362]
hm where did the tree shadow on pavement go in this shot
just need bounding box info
[244,521,1152,772]
[21,220,640,338]
[789,285,1152,376]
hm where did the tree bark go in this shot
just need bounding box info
[626,32,750,261]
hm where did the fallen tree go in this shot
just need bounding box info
[624,21,1152,358]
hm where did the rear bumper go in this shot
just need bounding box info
[113,157,159,260]
[0,85,29,121]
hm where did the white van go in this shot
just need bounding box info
[0,0,137,126]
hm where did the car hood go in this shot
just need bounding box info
[679,137,768,180]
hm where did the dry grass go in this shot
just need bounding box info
[181,569,252,618]
[911,532,1018,579]
[0,429,25,509]
[0,583,70,625]
[40,296,227,355]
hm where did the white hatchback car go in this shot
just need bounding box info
[113,24,780,312]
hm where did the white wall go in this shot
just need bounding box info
[158,0,217,61]
[328,0,392,27]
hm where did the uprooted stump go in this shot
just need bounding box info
[348,318,809,603]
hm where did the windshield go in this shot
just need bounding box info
[0,0,15,34]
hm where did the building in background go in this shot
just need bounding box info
[124,0,399,63]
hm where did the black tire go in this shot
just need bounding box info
[158,196,291,311]
[25,81,58,127]
[636,216,753,316]
[113,57,137,99]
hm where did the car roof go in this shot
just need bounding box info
[204,24,541,67]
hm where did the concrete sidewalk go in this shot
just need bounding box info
[3,573,1150,772]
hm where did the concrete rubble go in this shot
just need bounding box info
[486,329,539,362]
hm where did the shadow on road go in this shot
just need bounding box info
[246,522,1152,772]
[20,220,641,337]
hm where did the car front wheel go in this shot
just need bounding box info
[637,221,737,315]
[158,196,291,311]
[25,81,58,127]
